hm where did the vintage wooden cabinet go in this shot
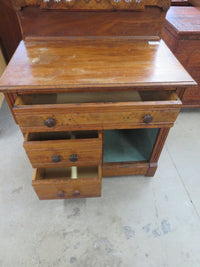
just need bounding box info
[0,0,196,200]
[163,7,200,107]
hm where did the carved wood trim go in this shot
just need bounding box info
[8,0,171,11]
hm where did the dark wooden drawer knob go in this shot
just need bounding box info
[69,154,78,162]
[143,114,153,124]
[52,155,61,163]
[44,118,55,127]
[57,190,65,198]
[72,190,80,197]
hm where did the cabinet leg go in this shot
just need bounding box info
[146,128,170,177]
[146,162,158,177]
[4,93,18,123]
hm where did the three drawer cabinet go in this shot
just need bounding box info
[0,0,196,200]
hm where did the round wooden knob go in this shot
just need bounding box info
[52,155,61,163]
[57,190,65,198]
[69,154,78,162]
[72,190,80,197]
[44,118,55,127]
[143,114,153,124]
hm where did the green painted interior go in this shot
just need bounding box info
[103,128,159,163]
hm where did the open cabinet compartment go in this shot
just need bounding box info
[103,128,159,163]
[102,128,160,177]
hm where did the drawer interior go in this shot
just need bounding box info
[25,130,99,142]
[34,166,99,181]
[15,91,179,106]
[103,128,159,163]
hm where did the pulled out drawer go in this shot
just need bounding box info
[32,166,102,200]
[14,91,182,132]
[24,131,102,168]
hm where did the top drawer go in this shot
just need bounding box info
[13,91,182,132]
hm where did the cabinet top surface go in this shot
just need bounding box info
[166,7,200,35]
[0,39,195,93]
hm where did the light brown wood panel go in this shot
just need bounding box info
[32,166,102,200]
[24,131,102,168]
[102,162,149,177]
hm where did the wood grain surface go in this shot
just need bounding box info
[18,8,166,40]
[13,91,181,132]
[165,7,200,39]
[24,132,102,167]
[0,39,195,93]
[102,161,149,176]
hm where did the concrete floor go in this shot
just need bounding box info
[0,100,200,267]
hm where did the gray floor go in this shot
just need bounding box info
[0,100,200,267]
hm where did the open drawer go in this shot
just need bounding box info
[32,166,102,200]
[24,131,102,168]
[13,91,182,132]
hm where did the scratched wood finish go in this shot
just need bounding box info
[162,7,200,107]
[0,40,195,93]
[7,0,171,11]
[32,166,102,199]
[18,7,166,40]
[24,132,102,168]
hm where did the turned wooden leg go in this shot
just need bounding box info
[146,128,170,177]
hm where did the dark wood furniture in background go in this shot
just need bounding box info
[163,7,200,107]
[189,0,200,6]
[0,0,21,63]
[0,0,195,200]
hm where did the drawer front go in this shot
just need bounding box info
[32,166,101,200]
[14,98,181,132]
[24,137,102,168]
